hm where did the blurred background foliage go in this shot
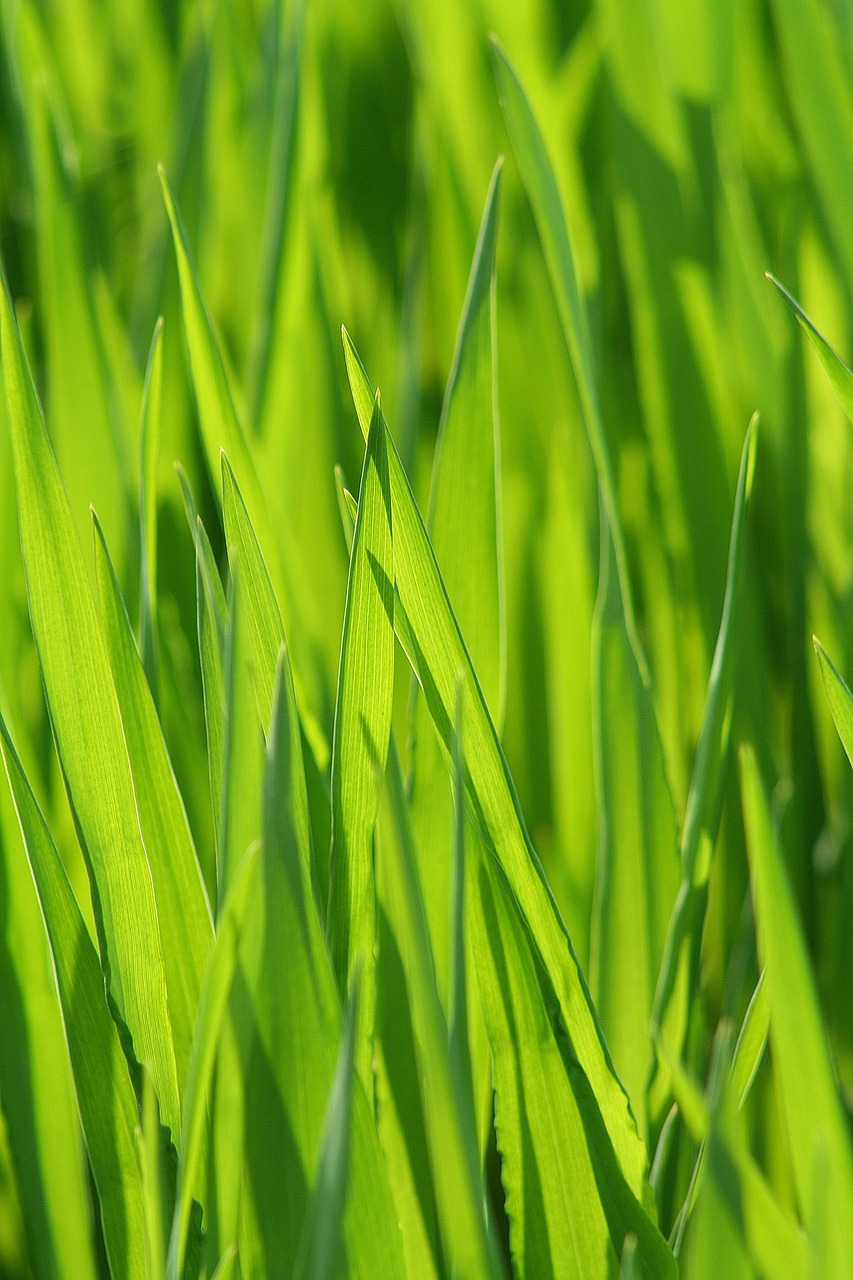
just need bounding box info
[1,0,853,1271]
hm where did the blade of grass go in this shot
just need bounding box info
[590,509,680,1140]
[327,396,395,1095]
[648,417,758,1124]
[0,713,146,1280]
[291,975,359,1280]
[814,638,853,768]
[342,327,650,1198]
[740,744,853,1274]
[767,274,853,423]
[0,264,181,1140]
[139,317,164,698]
[93,511,214,1093]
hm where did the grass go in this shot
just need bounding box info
[1,0,853,1276]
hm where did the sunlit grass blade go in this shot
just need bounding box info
[0,264,181,1139]
[0,767,98,1280]
[729,971,768,1109]
[166,846,261,1280]
[139,1070,165,1280]
[380,745,503,1280]
[292,975,359,1280]
[341,327,650,1199]
[648,417,758,1124]
[767,274,853,423]
[740,744,853,1273]
[327,395,395,1093]
[160,168,329,771]
[93,511,213,1092]
[139,317,164,696]
[448,682,475,1128]
[240,648,405,1279]
[814,638,853,768]
[590,511,679,1139]
[489,37,635,635]
[409,158,504,1006]
[0,714,146,1280]
[471,851,675,1279]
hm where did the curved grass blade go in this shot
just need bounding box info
[93,511,214,1091]
[166,846,261,1280]
[740,745,853,1274]
[380,745,503,1280]
[341,328,649,1198]
[160,169,328,771]
[471,853,675,1279]
[0,714,146,1280]
[139,317,164,697]
[489,38,636,638]
[0,774,98,1280]
[0,265,181,1140]
[239,649,406,1280]
[292,975,359,1280]
[814,639,853,768]
[590,510,680,1139]
[410,158,504,1002]
[648,417,758,1124]
[140,1070,165,1280]
[767,274,853,424]
[327,396,395,1094]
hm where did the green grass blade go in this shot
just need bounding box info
[814,638,853,768]
[140,1070,165,1280]
[93,511,214,1092]
[292,977,359,1280]
[740,744,853,1273]
[327,396,395,1093]
[380,744,502,1280]
[730,971,769,1109]
[648,417,758,1122]
[410,159,504,1003]
[767,274,853,423]
[448,683,475,1126]
[590,510,680,1139]
[341,327,650,1199]
[239,648,406,1280]
[139,317,164,697]
[0,265,181,1140]
[471,853,675,1279]
[489,38,635,636]
[0,715,146,1280]
[0,769,98,1280]
[160,169,328,772]
[166,846,261,1280]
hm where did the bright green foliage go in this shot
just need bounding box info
[3,2,853,1277]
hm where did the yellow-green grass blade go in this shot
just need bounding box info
[0,266,181,1140]
[139,318,164,697]
[93,511,214,1093]
[159,168,329,772]
[410,158,504,1004]
[489,38,636,639]
[17,15,131,578]
[648,417,758,1124]
[139,1071,165,1280]
[740,745,853,1274]
[814,639,853,769]
[0,764,98,1280]
[767,274,853,424]
[220,452,328,907]
[177,468,228,863]
[327,396,395,1094]
[342,327,650,1199]
[730,972,769,1110]
[166,846,261,1280]
[590,510,680,1141]
[448,684,476,1134]
[238,648,406,1280]
[380,744,503,1280]
[0,715,145,1280]
[471,853,675,1280]
[291,976,359,1280]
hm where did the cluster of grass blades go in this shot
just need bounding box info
[4,0,853,1277]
